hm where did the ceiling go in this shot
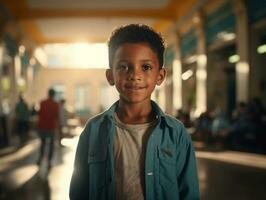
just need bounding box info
[1,0,197,45]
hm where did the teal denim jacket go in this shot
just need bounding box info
[70,101,200,200]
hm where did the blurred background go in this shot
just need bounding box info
[0,0,266,199]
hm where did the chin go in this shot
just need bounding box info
[122,96,150,104]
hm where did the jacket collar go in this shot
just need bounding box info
[103,100,173,128]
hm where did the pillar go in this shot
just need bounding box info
[234,0,249,102]
[194,13,207,115]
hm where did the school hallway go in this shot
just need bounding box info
[0,130,266,200]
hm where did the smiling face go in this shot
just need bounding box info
[106,42,166,105]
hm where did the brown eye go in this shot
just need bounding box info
[116,64,129,71]
[142,64,152,71]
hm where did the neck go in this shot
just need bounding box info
[116,100,155,124]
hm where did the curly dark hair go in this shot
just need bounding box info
[108,24,165,68]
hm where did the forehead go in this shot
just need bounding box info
[113,42,158,61]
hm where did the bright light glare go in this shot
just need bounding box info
[196,69,207,80]
[34,47,48,66]
[257,44,266,54]
[43,43,108,68]
[236,62,249,74]
[17,77,26,87]
[197,54,207,67]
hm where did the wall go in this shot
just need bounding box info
[27,67,118,116]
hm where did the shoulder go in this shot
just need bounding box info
[165,114,182,124]
[87,112,107,124]
[79,102,117,137]
[40,99,50,105]
[164,114,184,130]
[82,112,109,132]
[39,100,45,108]
[163,114,192,144]
[152,101,187,132]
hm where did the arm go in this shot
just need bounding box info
[69,131,90,200]
[178,128,200,200]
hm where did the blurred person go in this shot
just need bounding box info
[30,103,38,117]
[29,103,38,130]
[195,110,212,143]
[247,98,265,152]
[15,94,30,144]
[176,109,192,128]
[211,108,230,147]
[37,88,59,170]
[248,97,265,124]
[0,101,9,147]
[0,104,6,147]
[231,101,247,122]
[227,102,252,150]
[70,24,199,200]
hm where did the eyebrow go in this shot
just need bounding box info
[115,59,154,63]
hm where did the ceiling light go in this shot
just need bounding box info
[228,54,239,63]
[257,44,266,54]
[217,31,236,41]
[182,69,193,80]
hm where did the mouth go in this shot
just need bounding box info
[125,85,146,90]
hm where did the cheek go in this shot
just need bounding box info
[113,75,124,86]
[115,71,127,81]
[148,74,160,83]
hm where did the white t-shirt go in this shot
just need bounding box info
[113,113,157,200]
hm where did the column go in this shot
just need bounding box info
[172,33,182,113]
[9,55,20,108]
[234,0,249,102]
[0,43,3,108]
[194,13,207,115]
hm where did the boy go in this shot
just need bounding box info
[70,24,200,200]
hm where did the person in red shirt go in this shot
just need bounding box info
[37,88,59,169]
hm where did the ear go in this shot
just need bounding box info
[156,68,166,86]
[106,69,115,86]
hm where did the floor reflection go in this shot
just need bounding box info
[198,158,266,200]
[0,136,78,200]
[0,135,266,200]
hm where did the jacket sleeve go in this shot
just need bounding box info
[69,130,90,200]
[178,127,200,200]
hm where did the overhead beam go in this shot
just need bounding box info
[1,0,198,44]
[1,0,197,20]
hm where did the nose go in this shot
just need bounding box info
[128,67,142,81]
